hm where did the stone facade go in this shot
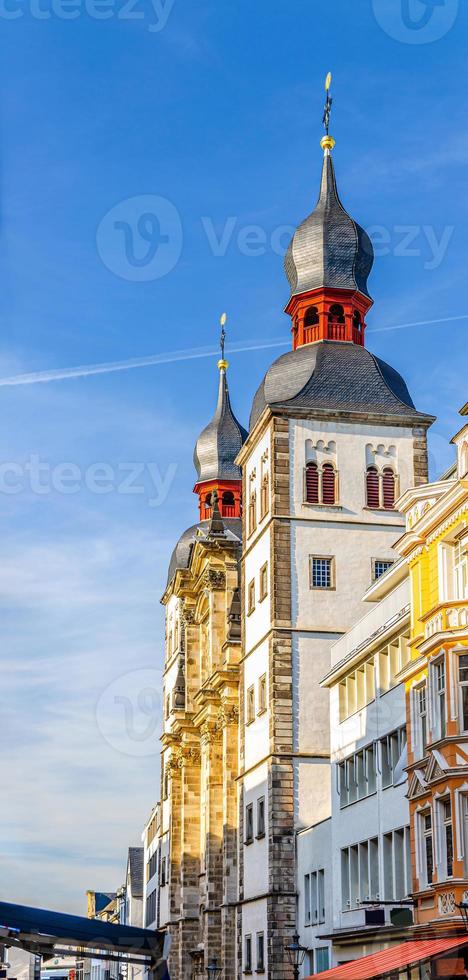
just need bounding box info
[158,514,242,980]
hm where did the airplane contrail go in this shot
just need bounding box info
[0,314,465,388]
[0,338,289,388]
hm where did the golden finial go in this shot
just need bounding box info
[218,312,229,371]
[321,71,335,151]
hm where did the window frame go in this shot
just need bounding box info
[259,562,268,602]
[310,555,335,591]
[459,653,468,733]
[256,933,265,974]
[372,558,394,582]
[258,673,267,715]
[256,796,266,839]
[245,803,254,845]
[247,579,256,616]
[246,684,255,725]
[244,934,252,974]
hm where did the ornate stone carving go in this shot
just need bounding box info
[201,721,222,745]
[181,605,196,625]
[203,568,226,591]
[216,703,239,729]
[181,744,201,767]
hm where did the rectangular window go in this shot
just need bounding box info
[311,556,334,590]
[423,811,433,886]
[259,562,268,601]
[304,873,311,925]
[380,727,406,789]
[258,673,267,714]
[245,803,254,844]
[415,684,428,758]
[246,684,255,724]
[245,934,252,973]
[160,857,166,887]
[454,538,468,600]
[248,489,257,536]
[257,797,265,838]
[460,655,468,732]
[341,839,379,910]
[248,579,256,615]
[434,660,446,739]
[256,933,265,973]
[318,869,325,923]
[315,949,330,974]
[442,798,454,879]
[373,558,394,581]
[383,826,411,900]
[338,662,376,722]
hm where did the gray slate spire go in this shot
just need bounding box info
[193,365,247,483]
[284,149,374,300]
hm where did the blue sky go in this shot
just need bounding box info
[1,0,468,915]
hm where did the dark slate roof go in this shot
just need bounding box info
[249,341,433,430]
[127,847,144,899]
[166,518,242,588]
[193,367,248,483]
[284,150,374,299]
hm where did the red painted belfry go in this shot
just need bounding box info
[193,314,247,520]
[284,91,374,350]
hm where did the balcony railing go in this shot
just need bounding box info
[423,600,468,640]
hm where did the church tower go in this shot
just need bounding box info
[158,348,246,980]
[236,87,434,979]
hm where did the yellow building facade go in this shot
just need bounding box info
[396,403,468,929]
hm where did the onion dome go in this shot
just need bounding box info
[166,519,242,588]
[250,341,434,431]
[284,143,374,301]
[193,361,248,483]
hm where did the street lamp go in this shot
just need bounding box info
[284,933,307,980]
[206,957,222,980]
[457,902,468,930]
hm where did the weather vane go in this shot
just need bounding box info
[322,72,332,135]
[220,312,227,361]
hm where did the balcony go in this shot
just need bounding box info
[422,600,468,647]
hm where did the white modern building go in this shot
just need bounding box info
[142,805,160,931]
[296,561,413,974]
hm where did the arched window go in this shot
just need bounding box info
[304,306,319,328]
[366,467,380,509]
[353,310,362,331]
[204,492,212,517]
[260,473,269,519]
[222,490,235,517]
[322,463,336,505]
[382,467,396,510]
[305,462,319,504]
[328,303,345,325]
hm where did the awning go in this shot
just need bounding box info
[311,936,468,980]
